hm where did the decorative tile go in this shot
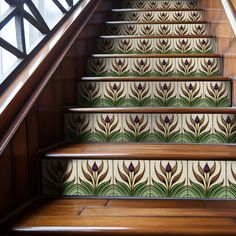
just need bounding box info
[182,114,213,143]
[106,24,122,35]
[176,58,198,77]
[153,58,175,77]
[173,1,185,9]
[127,12,141,21]
[127,81,152,106]
[193,38,215,54]
[174,38,193,54]
[172,11,186,21]
[140,24,155,36]
[157,12,171,21]
[188,161,227,199]
[93,113,123,142]
[199,58,222,77]
[191,24,208,35]
[203,82,231,107]
[65,113,94,142]
[130,58,153,77]
[154,38,173,54]
[77,160,113,196]
[187,11,203,22]
[226,161,236,199]
[123,113,152,142]
[156,24,172,36]
[123,24,139,35]
[213,114,236,143]
[103,82,127,107]
[151,114,182,143]
[98,38,115,53]
[42,159,78,196]
[142,11,155,21]
[109,58,130,77]
[77,82,104,107]
[173,24,191,35]
[88,58,109,76]
[150,161,188,198]
[152,82,178,107]
[115,38,134,54]
[113,160,150,197]
[178,82,205,107]
[136,38,153,54]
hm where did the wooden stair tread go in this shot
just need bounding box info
[91,53,222,58]
[100,35,215,39]
[111,8,203,12]
[66,107,236,113]
[9,199,236,235]
[80,76,229,81]
[41,143,236,160]
[106,20,208,24]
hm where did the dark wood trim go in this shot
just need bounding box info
[99,35,216,39]
[105,20,209,24]
[0,0,103,156]
[111,8,204,12]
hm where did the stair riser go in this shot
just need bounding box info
[98,38,215,54]
[88,57,222,77]
[42,159,235,199]
[121,1,199,10]
[106,23,208,36]
[77,81,231,107]
[112,11,203,22]
[65,113,236,143]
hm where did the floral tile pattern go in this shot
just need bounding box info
[42,160,78,196]
[188,161,227,199]
[77,160,113,196]
[113,160,150,197]
[226,161,236,199]
[150,161,188,198]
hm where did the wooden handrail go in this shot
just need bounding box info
[0,0,102,156]
[222,0,236,35]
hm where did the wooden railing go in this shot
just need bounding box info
[0,0,116,223]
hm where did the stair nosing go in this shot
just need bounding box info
[99,35,216,39]
[106,20,208,24]
[111,8,204,12]
[79,76,230,82]
[91,54,222,58]
[64,107,236,114]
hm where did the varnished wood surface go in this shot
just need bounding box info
[66,107,236,114]
[9,198,236,235]
[100,35,215,39]
[42,143,236,160]
[111,8,203,12]
[80,76,229,81]
[106,20,208,24]
[91,53,222,58]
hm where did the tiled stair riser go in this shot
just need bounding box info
[65,113,236,143]
[105,23,208,36]
[121,1,199,9]
[88,57,222,77]
[112,11,203,22]
[77,81,231,107]
[42,159,236,199]
[98,38,215,54]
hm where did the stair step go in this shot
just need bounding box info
[66,107,236,113]
[80,76,229,81]
[41,143,236,160]
[111,8,203,12]
[100,35,215,39]
[106,20,208,24]
[91,54,221,58]
[9,199,236,235]
[97,37,215,54]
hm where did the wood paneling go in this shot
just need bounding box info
[201,0,236,105]
[0,0,116,223]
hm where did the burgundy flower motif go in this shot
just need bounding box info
[195,116,200,124]
[204,163,210,173]
[128,163,135,172]
[92,162,99,172]
[166,163,172,173]
[105,115,111,123]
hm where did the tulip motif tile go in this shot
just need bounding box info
[77,160,113,196]
[226,161,236,199]
[188,161,227,199]
[113,160,150,197]
[42,160,78,196]
[150,161,188,198]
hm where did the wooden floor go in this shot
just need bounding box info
[7,198,236,235]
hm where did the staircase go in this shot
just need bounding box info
[40,0,236,200]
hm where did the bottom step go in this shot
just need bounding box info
[8,198,236,236]
[41,144,236,199]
